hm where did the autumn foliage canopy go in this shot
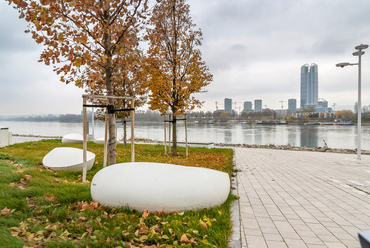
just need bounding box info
[144,0,213,116]
[7,0,148,91]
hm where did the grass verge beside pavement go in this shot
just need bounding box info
[0,139,234,247]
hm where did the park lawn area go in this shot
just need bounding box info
[0,139,234,248]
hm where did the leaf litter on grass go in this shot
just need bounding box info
[0,140,233,247]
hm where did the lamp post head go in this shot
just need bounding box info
[355,44,369,50]
[336,62,350,68]
[353,51,365,56]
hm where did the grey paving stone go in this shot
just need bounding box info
[235,148,370,248]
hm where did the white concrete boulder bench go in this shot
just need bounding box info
[93,138,105,144]
[43,147,95,171]
[91,162,230,212]
[62,133,83,144]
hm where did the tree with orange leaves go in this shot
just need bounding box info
[86,33,148,145]
[144,0,212,156]
[7,0,148,165]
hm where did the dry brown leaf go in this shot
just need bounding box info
[54,179,61,183]
[8,183,16,187]
[18,185,27,190]
[190,238,197,245]
[139,222,148,232]
[91,201,99,209]
[1,207,11,216]
[142,209,150,219]
[15,169,24,174]
[81,202,91,210]
[200,221,208,229]
[45,193,56,201]
[24,174,32,181]
[180,233,190,243]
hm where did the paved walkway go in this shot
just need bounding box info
[234,148,370,248]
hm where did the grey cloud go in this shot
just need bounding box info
[0,2,36,52]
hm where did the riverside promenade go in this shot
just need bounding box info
[234,148,370,248]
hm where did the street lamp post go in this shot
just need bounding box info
[336,44,368,160]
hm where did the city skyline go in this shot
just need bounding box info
[1,1,370,116]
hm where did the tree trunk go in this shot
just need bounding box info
[108,112,116,165]
[103,6,117,166]
[172,116,177,156]
[123,119,127,146]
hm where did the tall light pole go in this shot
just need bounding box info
[336,44,368,160]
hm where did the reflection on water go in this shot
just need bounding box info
[300,126,319,147]
[287,126,298,147]
[224,130,232,143]
[1,120,370,150]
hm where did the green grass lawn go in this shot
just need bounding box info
[0,140,234,247]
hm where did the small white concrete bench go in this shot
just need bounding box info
[43,147,95,171]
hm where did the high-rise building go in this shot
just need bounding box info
[300,63,318,108]
[224,98,232,114]
[318,100,328,109]
[243,101,252,111]
[288,99,297,113]
[255,99,262,112]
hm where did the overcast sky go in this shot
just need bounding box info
[1,0,370,116]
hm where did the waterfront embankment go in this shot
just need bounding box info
[11,133,370,155]
[214,143,370,155]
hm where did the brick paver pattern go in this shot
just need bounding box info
[235,148,370,248]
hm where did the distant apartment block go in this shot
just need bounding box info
[224,98,232,114]
[288,99,297,113]
[254,99,262,112]
[318,100,328,109]
[300,63,318,108]
[316,100,329,113]
[243,101,252,111]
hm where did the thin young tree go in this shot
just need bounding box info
[7,0,148,165]
[144,0,212,155]
[86,38,147,145]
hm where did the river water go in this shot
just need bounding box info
[1,120,370,150]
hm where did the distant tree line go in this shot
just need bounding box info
[1,111,163,123]
[2,114,87,123]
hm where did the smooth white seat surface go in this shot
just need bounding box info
[43,147,95,171]
[93,138,105,144]
[91,162,230,212]
[62,133,83,144]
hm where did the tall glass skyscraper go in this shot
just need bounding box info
[288,99,297,113]
[224,98,232,114]
[254,99,262,112]
[300,63,318,108]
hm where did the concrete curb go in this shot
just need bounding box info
[229,149,242,248]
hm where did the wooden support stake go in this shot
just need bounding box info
[131,99,135,162]
[169,114,172,154]
[185,114,188,157]
[103,112,108,167]
[164,115,167,155]
[82,97,87,183]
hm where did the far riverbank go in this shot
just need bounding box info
[3,120,370,150]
